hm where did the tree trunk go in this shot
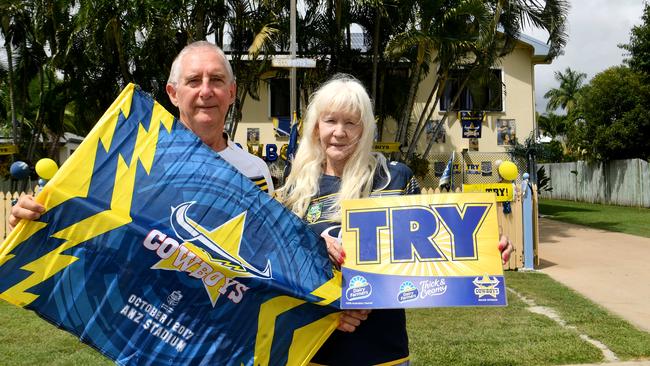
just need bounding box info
[48,130,63,159]
[404,74,441,160]
[406,71,450,160]
[334,0,342,71]
[346,24,351,50]
[230,90,248,138]
[114,26,132,83]
[376,67,386,141]
[423,72,472,158]
[19,42,28,133]
[4,37,18,147]
[193,3,206,41]
[27,67,47,161]
[394,59,422,159]
[371,11,380,106]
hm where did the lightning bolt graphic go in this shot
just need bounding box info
[0,85,175,306]
[253,271,341,366]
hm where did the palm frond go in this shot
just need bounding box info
[248,24,279,56]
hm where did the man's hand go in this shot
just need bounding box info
[499,234,513,265]
[8,195,44,230]
[321,232,346,268]
[320,232,367,332]
[337,309,371,332]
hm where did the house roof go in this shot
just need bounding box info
[516,33,552,64]
[225,32,551,63]
[223,32,369,54]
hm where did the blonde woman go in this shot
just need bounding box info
[277,74,420,365]
[277,74,512,365]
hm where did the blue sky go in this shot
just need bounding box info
[524,0,646,113]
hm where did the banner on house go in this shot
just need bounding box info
[340,193,506,309]
[0,84,341,366]
[0,144,18,155]
[497,119,516,146]
[462,183,514,202]
[460,111,484,138]
[272,116,291,137]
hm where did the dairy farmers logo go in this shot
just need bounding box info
[142,201,273,306]
[472,275,500,299]
[397,281,419,303]
[345,275,372,301]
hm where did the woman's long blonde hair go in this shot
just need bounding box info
[277,74,386,219]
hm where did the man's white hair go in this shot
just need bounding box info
[167,41,234,85]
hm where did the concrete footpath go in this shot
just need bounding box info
[538,217,650,366]
[538,218,650,333]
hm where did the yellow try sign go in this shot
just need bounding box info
[462,183,514,202]
[340,193,506,309]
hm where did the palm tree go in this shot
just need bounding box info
[544,67,587,113]
[386,1,470,151]
[389,0,569,160]
[352,0,411,139]
[537,112,568,138]
[388,0,504,158]
[0,0,30,146]
[225,0,282,136]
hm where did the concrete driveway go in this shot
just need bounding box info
[538,217,650,333]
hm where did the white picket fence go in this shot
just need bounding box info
[2,191,27,240]
[3,186,535,269]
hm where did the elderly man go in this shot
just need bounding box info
[9,41,273,226]
[166,41,273,192]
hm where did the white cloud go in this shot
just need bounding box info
[524,0,646,113]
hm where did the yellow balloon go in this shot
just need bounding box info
[498,161,519,181]
[35,158,59,180]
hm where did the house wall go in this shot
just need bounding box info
[233,80,286,148]
[232,43,539,158]
[385,44,537,154]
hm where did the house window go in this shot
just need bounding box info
[269,78,290,118]
[440,69,503,112]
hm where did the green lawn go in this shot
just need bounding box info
[538,198,650,238]
[2,271,649,365]
[408,271,650,365]
[0,300,112,366]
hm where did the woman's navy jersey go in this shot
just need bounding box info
[306,161,420,366]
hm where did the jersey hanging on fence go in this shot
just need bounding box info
[0,84,341,366]
[340,193,507,309]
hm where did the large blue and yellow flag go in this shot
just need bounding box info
[0,84,341,365]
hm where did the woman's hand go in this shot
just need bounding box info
[499,235,513,264]
[337,309,371,332]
